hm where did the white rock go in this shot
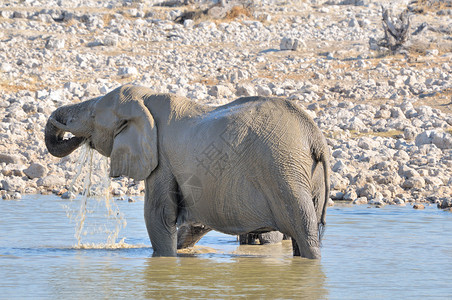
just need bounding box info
[345,116,366,131]
[415,130,434,146]
[415,130,452,149]
[236,83,256,96]
[45,37,65,50]
[208,85,233,98]
[280,37,304,51]
[369,198,385,206]
[353,197,368,205]
[0,63,13,72]
[343,190,358,201]
[401,177,426,189]
[37,175,65,189]
[425,176,444,186]
[184,19,194,28]
[431,132,452,149]
[118,67,138,78]
[375,109,391,119]
[358,137,379,150]
[332,160,348,173]
[1,177,26,192]
[256,85,272,97]
[358,183,377,199]
[0,153,25,165]
[399,165,420,179]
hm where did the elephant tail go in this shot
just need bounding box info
[319,150,329,240]
[311,138,329,241]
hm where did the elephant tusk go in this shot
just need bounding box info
[49,116,71,132]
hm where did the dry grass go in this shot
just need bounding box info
[175,4,253,24]
[191,77,218,86]
[349,129,404,139]
[225,6,252,20]
[0,81,44,93]
[102,13,115,26]
[410,0,452,13]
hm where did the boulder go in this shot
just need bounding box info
[401,177,426,189]
[415,130,452,149]
[280,37,304,51]
[437,198,452,209]
[37,175,65,189]
[431,132,452,149]
[256,85,272,97]
[353,197,368,205]
[0,153,25,165]
[24,163,48,179]
[45,37,65,50]
[235,83,256,96]
[1,177,26,192]
[343,190,358,201]
[208,85,233,98]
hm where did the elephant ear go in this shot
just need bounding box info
[110,94,158,181]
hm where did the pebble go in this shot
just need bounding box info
[61,191,76,199]
[413,204,425,209]
[0,0,450,211]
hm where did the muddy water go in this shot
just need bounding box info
[1,195,451,299]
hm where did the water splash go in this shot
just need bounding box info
[63,143,128,248]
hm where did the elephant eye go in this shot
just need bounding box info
[115,120,128,137]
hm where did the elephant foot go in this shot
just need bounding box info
[239,233,260,245]
[177,223,211,249]
[292,239,321,259]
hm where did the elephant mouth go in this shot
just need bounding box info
[45,114,87,158]
[88,139,95,149]
[45,98,98,158]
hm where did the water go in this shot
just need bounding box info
[65,144,127,247]
[1,195,451,299]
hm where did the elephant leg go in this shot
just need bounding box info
[239,233,259,245]
[144,173,179,257]
[279,191,321,259]
[258,231,284,245]
[177,223,211,249]
[292,239,300,256]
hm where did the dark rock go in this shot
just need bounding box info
[438,198,452,209]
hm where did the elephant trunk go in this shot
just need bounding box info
[45,100,95,158]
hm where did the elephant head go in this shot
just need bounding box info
[45,85,158,180]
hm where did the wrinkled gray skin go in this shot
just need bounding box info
[239,231,286,245]
[45,85,329,259]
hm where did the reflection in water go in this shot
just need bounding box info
[142,256,327,299]
[1,196,452,298]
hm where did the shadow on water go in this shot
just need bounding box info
[140,256,327,299]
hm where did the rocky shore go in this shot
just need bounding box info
[0,0,451,208]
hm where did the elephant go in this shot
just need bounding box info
[176,224,288,248]
[238,231,287,245]
[45,84,329,259]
